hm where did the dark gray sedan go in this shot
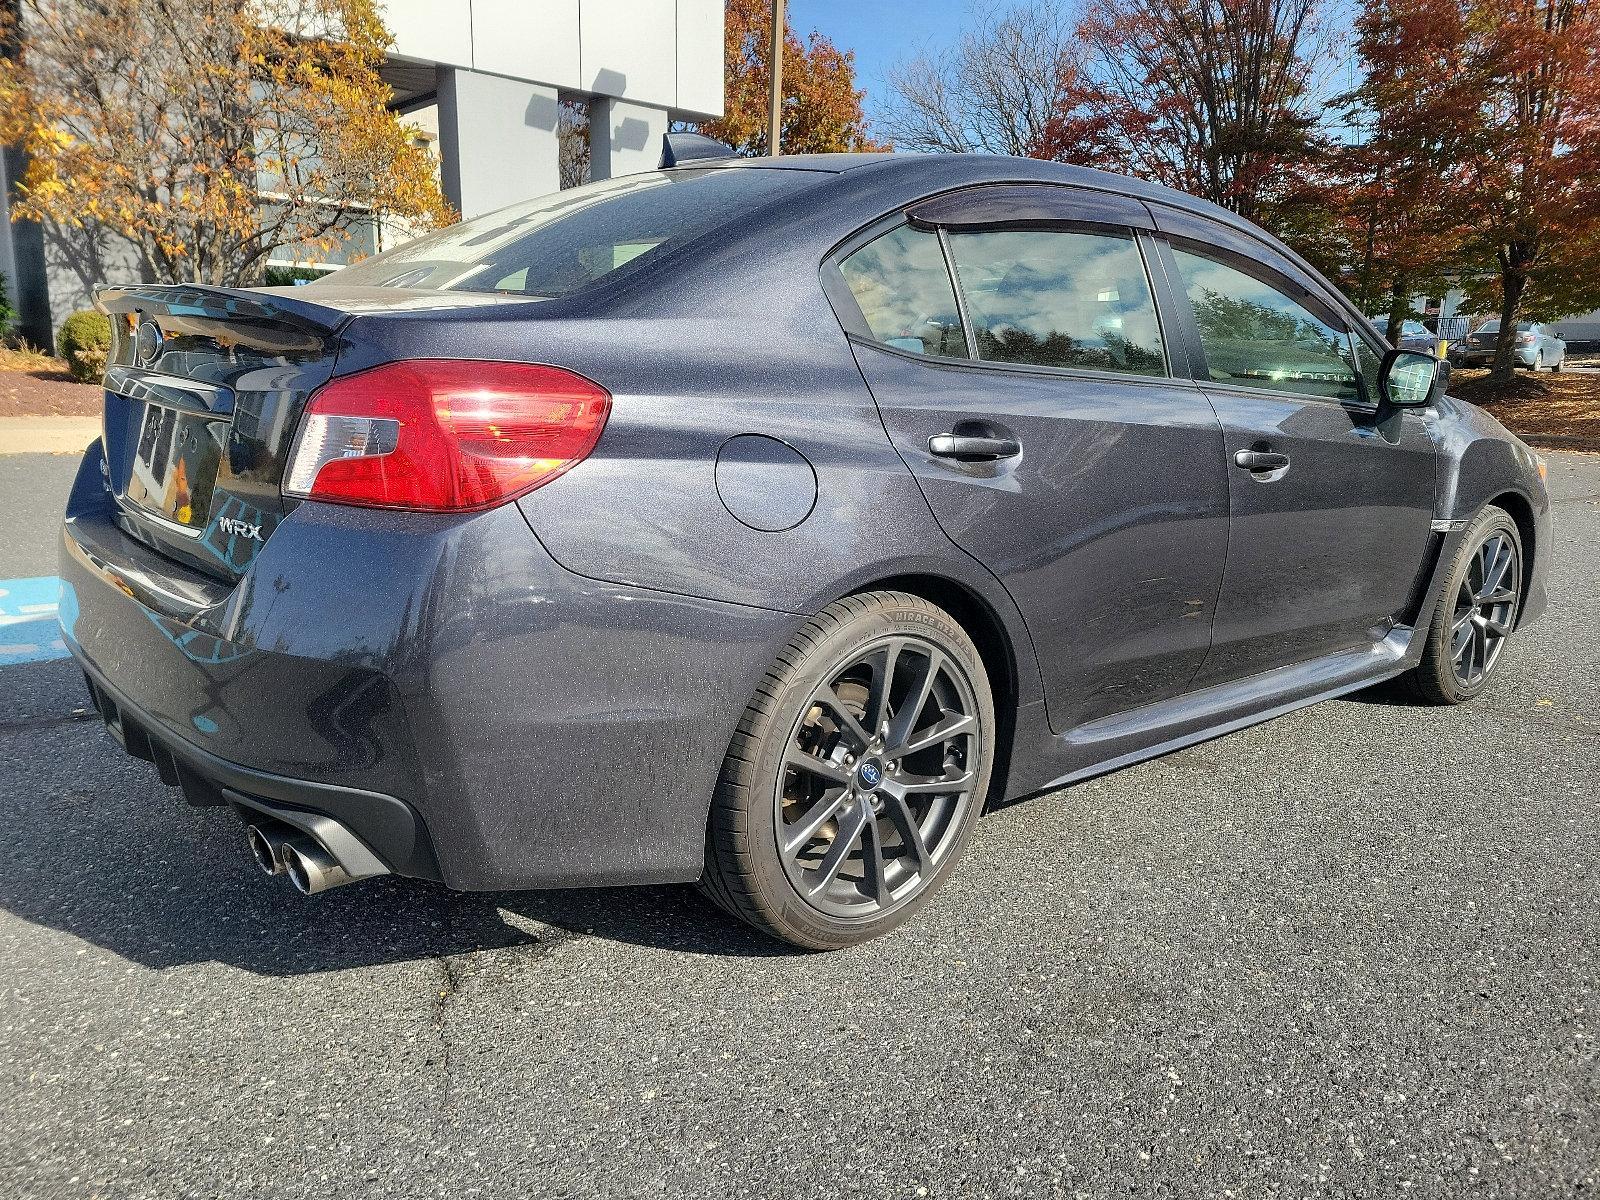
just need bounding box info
[61,144,1551,949]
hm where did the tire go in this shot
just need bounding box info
[1553,354,1564,372]
[1396,506,1523,705]
[700,590,995,950]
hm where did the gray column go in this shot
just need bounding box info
[436,67,561,218]
[588,98,669,181]
[1,144,53,347]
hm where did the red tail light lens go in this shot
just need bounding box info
[285,360,611,512]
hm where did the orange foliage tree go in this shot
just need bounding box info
[696,0,885,155]
[0,0,453,288]
[1324,0,1475,332]
[1453,0,1600,381]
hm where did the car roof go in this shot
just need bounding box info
[691,152,1268,233]
[685,152,1322,281]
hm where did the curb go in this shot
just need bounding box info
[1518,433,1600,455]
[0,417,100,456]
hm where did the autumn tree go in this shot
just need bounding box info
[0,0,453,290]
[885,1,1332,235]
[1330,0,1475,333]
[1452,0,1600,383]
[696,0,885,154]
[1070,0,1334,226]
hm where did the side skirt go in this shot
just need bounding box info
[1003,627,1415,802]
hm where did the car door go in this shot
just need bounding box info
[1147,209,1437,686]
[826,185,1230,733]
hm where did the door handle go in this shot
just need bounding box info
[1233,448,1290,473]
[928,433,1022,462]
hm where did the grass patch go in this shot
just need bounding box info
[0,343,70,377]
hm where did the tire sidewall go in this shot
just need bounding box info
[1427,508,1523,703]
[735,596,995,950]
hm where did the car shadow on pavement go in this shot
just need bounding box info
[1,658,798,975]
[0,831,795,976]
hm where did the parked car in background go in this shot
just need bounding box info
[1453,320,1566,370]
[1372,316,1439,355]
[60,146,1552,950]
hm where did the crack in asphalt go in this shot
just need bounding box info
[427,897,586,1125]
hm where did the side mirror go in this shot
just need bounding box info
[1379,347,1448,409]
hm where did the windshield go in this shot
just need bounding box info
[1476,321,1535,334]
[316,169,812,299]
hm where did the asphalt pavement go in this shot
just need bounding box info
[2,450,1597,1199]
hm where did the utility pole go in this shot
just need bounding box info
[767,0,784,155]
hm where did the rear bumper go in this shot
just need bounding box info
[61,441,800,891]
[1455,346,1538,366]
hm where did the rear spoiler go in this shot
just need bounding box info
[660,132,736,168]
[96,283,352,337]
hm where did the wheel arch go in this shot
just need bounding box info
[841,571,1028,809]
[1485,489,1538,626]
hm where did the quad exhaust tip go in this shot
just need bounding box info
[243,823,354,894]
[280,835,354,895]
[246,824,285,876]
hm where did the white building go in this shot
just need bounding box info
[0,0,726,345]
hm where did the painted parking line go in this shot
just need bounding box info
[0,576,69,667]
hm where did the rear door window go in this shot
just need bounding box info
[1171,245,1359,402]
[945,228,1166,376]
[837,225,969,359]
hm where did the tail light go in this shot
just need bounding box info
[284,360,610,512]
[1517,332,1537,345]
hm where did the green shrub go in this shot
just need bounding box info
[56,310,112,382]
[0,273,17,342]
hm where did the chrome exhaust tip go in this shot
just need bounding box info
[280,835,355,896]
[246,824,285,876]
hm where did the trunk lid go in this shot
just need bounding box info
[97,284,350,582]
[94,283,538,582]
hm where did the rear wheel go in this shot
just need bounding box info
[1397,506,1523,704]
[700,591,994,950]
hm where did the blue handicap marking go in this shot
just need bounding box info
[0,576,70,667]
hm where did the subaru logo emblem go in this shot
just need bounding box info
[858,760,883,788]
[134,319,164,366]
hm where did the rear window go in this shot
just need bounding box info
[316,169,809,299]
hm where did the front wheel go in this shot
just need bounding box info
[1397,506,1523,704]
[700,591,994,950]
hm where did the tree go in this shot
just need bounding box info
[0,0,453,289]
[883,1,1334,233]
[697,0,885,155]
[1452,0,1600,383]
[1330,0,1476,331]
[1067,0,1334,226]
[879,5,1095,158]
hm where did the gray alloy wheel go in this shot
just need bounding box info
[700,591,994,950]
[1399,506,1523,704]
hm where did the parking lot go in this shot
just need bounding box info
[2,449,1597,1199]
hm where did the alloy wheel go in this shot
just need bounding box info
[1450,530,1520,688]
[773,636,980,919]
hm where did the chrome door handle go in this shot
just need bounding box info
[1233,449,1290,472]
[929,434,1022,462]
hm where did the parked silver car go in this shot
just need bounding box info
[1454,320,1567,370]
[1372,316,1439,355]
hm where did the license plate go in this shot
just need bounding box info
[122,402,228,533]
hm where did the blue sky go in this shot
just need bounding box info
[785,0,974,131]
